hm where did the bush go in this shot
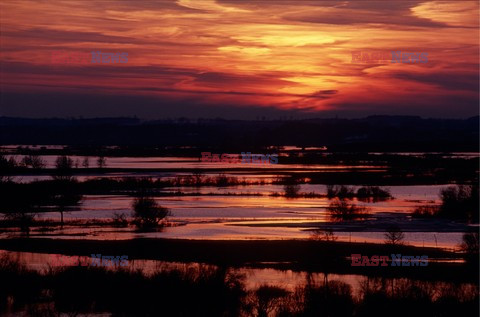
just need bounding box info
[284,184,300,198]
[20,155,46,169]
[328,198,367,220]
[132,196,169,229]
[412,205,439,218]
[310,228,338,241]
[357,186,392,201]
[326,185,355,199]
[460,232,479,265]
[284,176,301,198]
[438,185,479,222]
[3,212,36,233]
[112,212,128,227]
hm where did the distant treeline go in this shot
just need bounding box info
[1,116,478,151]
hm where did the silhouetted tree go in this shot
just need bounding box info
[357,186,392,202]
[328,198,367,220]
[52,180,82,228]
[1,191,39,234]
[97,156,107,169]
[438,185,479,222]
[82,157,90,168]
[21,155,46,169]
[310,228,338,241]
[254,285,289,317]
[53,156,74,181]
[460,232,479,265]
[112,212,128,227]
[132,196,169,229]
[327,185,355,199]
[0,153,16,183]
[284,176,301,198]
[384,225,405,245]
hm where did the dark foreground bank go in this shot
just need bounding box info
[1,243,479,317]
[0,238,477,282]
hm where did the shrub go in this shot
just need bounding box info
[3,212,36,234]
[326,185,355,199]
[112,212,128,227]
[284,176,301,198]
[438,185,479,222]
[132,196,169,229]
[328,198,367,220]
[310,228,338,241]
[459,232,479,265]
[412,205,439,218]
[20,155,46,169]
[357,186,392,201]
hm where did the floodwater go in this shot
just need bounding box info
[1,153,477,249]
[0,249,468,297]
[1,249,362,292]
[3,183,470,249]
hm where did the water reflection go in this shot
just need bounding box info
[1,250,477,316]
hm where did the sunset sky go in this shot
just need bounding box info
[0,0,478,119]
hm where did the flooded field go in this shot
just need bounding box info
[2,152,477,249]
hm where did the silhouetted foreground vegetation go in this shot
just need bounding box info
[413,185,479,223]
[0,253,478,316]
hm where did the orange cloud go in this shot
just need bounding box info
[0,0,478,118]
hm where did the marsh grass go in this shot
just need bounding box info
[0,253,478,316]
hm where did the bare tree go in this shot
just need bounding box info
[310,228,338,241]
[0,153,16,182]
[21,155,46,169]
[2,193,39,235]
[254,285,289,317]
[3,212,36,235]
[52,155,74,181]
[97,156,107,169]
[51,156,81,227]
[52,182,82,228]
[384,225,405,245]
[82,157,90,168]
[328,198,367,220]
[460,232,479,265]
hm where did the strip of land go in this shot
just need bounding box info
[0,238,476,282]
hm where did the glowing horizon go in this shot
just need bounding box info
[0,0,478,118]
